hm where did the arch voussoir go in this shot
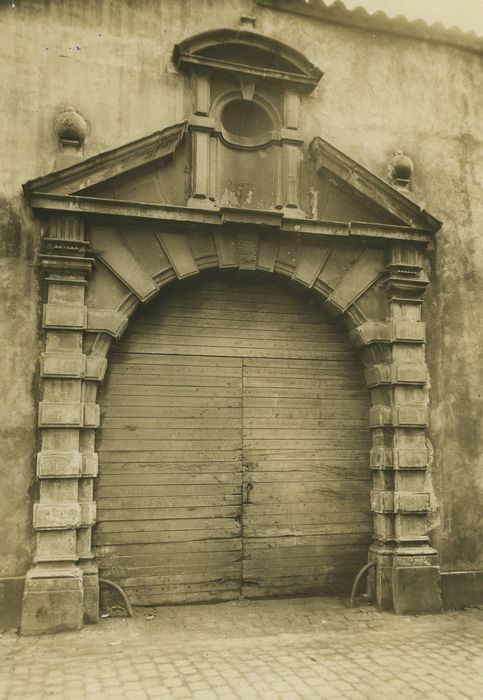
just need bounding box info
[23,216,441,634]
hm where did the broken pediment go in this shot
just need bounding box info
[24,121,188,200]
[24,27,440,240]
[309,137,441,230]
[24,120,441,235]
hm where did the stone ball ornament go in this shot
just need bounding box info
[388,149,414,188]
[54,106,87,147]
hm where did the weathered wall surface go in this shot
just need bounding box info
[1,0,483,625]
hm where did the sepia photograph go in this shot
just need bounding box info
[1,0,483,697]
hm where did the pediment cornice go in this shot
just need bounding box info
[23,120,441,245]
[24,121,187,196]
[310,137,441,232]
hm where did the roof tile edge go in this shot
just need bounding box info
[256,0,483,54]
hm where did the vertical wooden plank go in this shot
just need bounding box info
[94,275,371,605]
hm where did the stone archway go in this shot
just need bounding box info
[21,211,442,634]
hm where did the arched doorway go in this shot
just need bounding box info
[93,272,371,606]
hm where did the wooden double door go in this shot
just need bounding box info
[94,274,372,605]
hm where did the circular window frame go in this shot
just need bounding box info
[212,91,282,149]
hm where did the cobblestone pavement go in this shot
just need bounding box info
[1,597,483,699]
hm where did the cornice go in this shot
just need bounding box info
[27,192,435,245]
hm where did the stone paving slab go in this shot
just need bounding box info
[1,597,483,699]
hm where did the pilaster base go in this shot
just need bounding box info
[21,566,84,636]
[392,565,442,614]
[81,563,99,624]
[370,546,442,614]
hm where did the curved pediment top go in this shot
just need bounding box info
[173,28,322,92]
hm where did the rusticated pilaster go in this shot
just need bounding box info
[355,244,442,613]
[21,214,97,635]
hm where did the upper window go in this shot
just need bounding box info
[221,99,274,142]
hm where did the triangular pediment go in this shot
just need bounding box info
[24,120,440,234]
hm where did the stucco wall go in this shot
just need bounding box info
[1,0,483,618]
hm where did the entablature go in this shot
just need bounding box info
[26,192,436,246]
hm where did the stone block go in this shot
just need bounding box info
[396,448,429,469]
[21,570,83,635]
[82,453,99,477]
[371,490,394,513]
[394,492,430,513]
[392,565,442,614]
[157,231,199,279]
[256,236,279,272]
[369,406,393,427]
[79,501,97,527]
[85,355,108,381]
[350,320,390,347]
[82,566,99,625]
[0,576,25,631]
[365,362,427,387]
[38,402,83,427]
[350,320,425,347]
[41,352,86,378]
[292,245,329,287]
[33,503,81,530]
[395,405,429,427]
[392,321,426,343]
[395,513,429,542]
[325,248,385,314]
[395,363,428,384]
[213,231,238,268]
[369,405,429,428]
[84,403,100,428]
[43,304,87,330]
[90,227,158,301]
[372,554,394,610]
[371,446,430,470]
[35,529,78,562]
[365,364,392,386]
[37,451,83,478]
[86,308,129,338]
[371,491,430,514]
